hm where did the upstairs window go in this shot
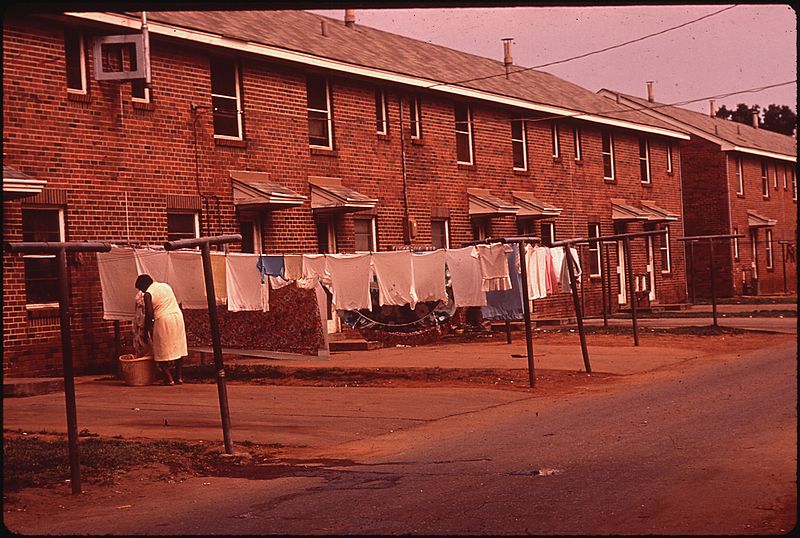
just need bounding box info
[573,125,582,161]
[783,166,788,190]
[639,138,651,184]
[511,119,527,170]
[307,75,333,149]
[167,211,199,242]
[601,130,615,181]
[761,160,769,198]
[793,168,797,201]
[375,89,388,135]
[551,120,560,158]
[735,157,744,195]
[587,223,601,277]
[773,164,779,190]
[210,58,243,139]
[409,96,422,139]
[64,29,87,94]
[431,219,450,249]
[354,217,377,252]
[455,103,474,164]
[22,207,65,305]
[666,142,673,173]
[541,221,556,247]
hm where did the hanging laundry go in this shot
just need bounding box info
[134,248,169,283]
[97,247,139,320]
[524,244,545,300]
[269,275,292,290]
[371,250,418,308]
[326,253,373,311]
[550,247,564,290]
[542,247,558,295]
[283,254,303,281]
[132,291,152,357]
[256,255,284,283]
[481,249,524,320]
[552,246,582,293]
[225,253,269,312]
[445,247,487,307]
[476,243,512,291]
[210,251,227,305]
[411,250,448,303]
[300,253,331,289]
[166,250,208,309]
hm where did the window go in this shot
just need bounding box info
[431,219,450,249]
[307,75,333,149]
[639,138,651,184]
[409,96,421,139]
[210,58,242,139]
[354,217,377,252]
[601,130,615,180]
[22,208,65,305]
[551,121,560,158]
[64,29,87,94]
[666,142,673,173]
[517,219,535,237]
[167,211,199,242]
[541,222,555,247]
[587,223,601,277]
[511,119,527,170]
[573,125,582,161]
[129,44,150,102]
[733,227,739,259]
[765,229,774,269]
[735,157,744,195]
[375,89,388,135]
[793,168,797,201]
[773,164,779,190]
[454,103,473,164]
[761,161,769,198]
[783,166,788,190]
[659,225,671,273]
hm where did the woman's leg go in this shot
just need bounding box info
[174,358,184,384]
[159,362,174,385]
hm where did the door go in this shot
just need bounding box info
[749,228,759,294]
[646,234,657,301]
[616,239,627,305]
[237,213,262,254]
[316,218,340,333]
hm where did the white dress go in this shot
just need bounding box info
[147,282,188,361]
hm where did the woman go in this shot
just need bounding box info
[135,274,187,385]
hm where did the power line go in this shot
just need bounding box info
[425,5,740,90]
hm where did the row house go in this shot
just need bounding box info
[599,87,797,298]
[3,9,690,376]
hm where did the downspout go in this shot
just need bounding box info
[398,94,411,245]
[191,104,211,237]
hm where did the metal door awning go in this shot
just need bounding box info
[747,210,777,228]
[468,188,520,217]
[639,200,679,222]
[512,191,562,219]
[3,165,47,200]
[231,171,306,210]
[611,198,651,221]
[309,176,377,213]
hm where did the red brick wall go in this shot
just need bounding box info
[3,15,688,375]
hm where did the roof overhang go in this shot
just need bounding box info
[308,176,377,213]
[65,12,690,141]
[725,146,796,163]
[512,191,562,219]
[231,171,306,210]
[3,166,47,200]
[611,198,651,221]
[747,210,777,228]
[468,188,520,217]
[639,200,679,222]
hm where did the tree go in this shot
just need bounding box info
[715,102,797,135]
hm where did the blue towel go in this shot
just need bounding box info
[256,255,284,283]
[481,250,523,321]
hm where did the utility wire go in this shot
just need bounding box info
[425,5,739,90]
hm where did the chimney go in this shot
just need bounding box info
[321,20,328,36]
[502,38,513,79]
[344,9,356,28]
[751,109,759,128]
[646,81,654,102]
[709,100,716,118]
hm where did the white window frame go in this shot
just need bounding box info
[431,218,450,249]
[541,221,556,247]
[666,141,673,173]
[166,210,200,242]
[573,125,582,161]
[793,168,797,201]
[735,156,744,195]
[211,59,243,141]
[65,30,88,95]
[307,76,333,150]
[455,103,474,165]
[22,206,66,307]
[551,120,560,158]
[660,225,671,274]
[511,119,527,171]
[128,43,150,103]
[733,227,739,260]
[375,88,388,135]
[773,164,778,190]
[602,130,615,181]
[761,160,769,198]
[409,96,421,140]
[765,229,774,269]
[639,137,651,184]
[587,223,601,277]
[783,166,788,190]
[354,216,377,253]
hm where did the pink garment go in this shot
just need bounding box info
[325,253,373,311]
[476,243,512,292]
[371,251,417,308]
[445,247,487,307]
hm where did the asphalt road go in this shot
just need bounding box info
[6,340,796,535]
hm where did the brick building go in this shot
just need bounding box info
[3,9,691,376]
[599,87,797,298]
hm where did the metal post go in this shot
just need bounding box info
[603,241,612,322]
[504,320,512,344]
[688,241,696,303]
[781,243,788,294]
[199,243,233,454]
[564,245,592,373]
[624,237,639,346]
[113,320,121,379]
[599,240,608,327]
[517,242,536,388]
[57,248,82,494]
[709,240,718,327]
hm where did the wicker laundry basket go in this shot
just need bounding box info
[119,354,156,386]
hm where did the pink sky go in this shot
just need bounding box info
[311,5,796,115]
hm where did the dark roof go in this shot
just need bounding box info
[599,90,796,158]
[122,9,683,135]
